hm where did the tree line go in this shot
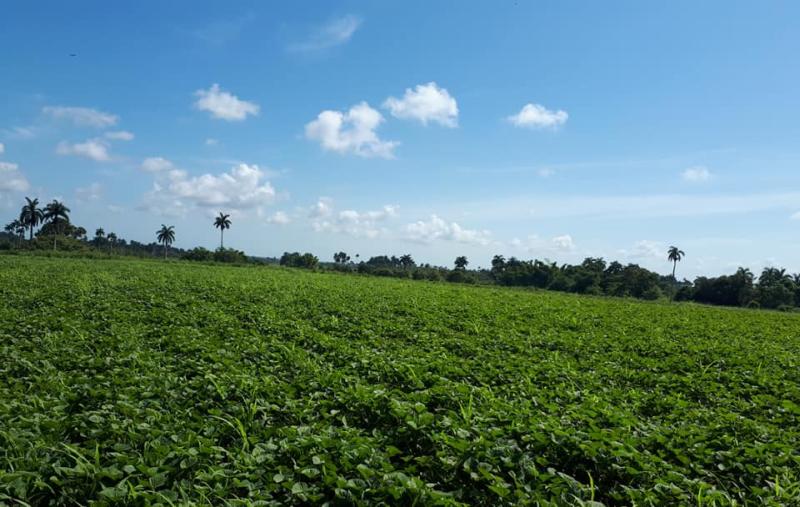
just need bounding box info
[4,196,798,311]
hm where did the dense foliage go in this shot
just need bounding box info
[1,257,799,505]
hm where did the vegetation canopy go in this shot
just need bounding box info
[1,257,799,505]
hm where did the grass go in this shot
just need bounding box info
[1,256,799,505]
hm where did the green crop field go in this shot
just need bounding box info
[1,256,799,505]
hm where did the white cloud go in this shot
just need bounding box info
[205,138,219,146]
[538,168,555,178]
[508,103,568,129]
[510,234,577,255]
[75,182,103,202]
[682,166,712,182]
[43,106,118,128]
[289,15,361,52]
[193,84,260,121]
[309,197,334,218]
[142,162,276,216]
[383,82,458,127]
[0,142,4,154]
[56,138,111,161]
[3,126,37,140]
[107,204,124,214]
[267,211,290,225]
[617,240,664,260]
[305,102,398,158]
[551,234,575,251]
[313,204,398,238]
[140,157,175,173]
[105,130,134,141]
[790,211,800,221]
[403,214,491,245]
[0,162,30,193]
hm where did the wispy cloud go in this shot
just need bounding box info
[289,15,362,52]
[190,13,254,46]
[43,106,118,128]
[681,165,712,182]
[56,138,111,161]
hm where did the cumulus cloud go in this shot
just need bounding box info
[508,103,568,129]
[403,214,491,245]
[305,102,398,158]
[383,82,458,127]
[551,234,575,251]
[313,204,398,238]
[617,240,664,260]
[104,130,134,141]
[267,211,291,225]
[289,15,362,52]
[43,106,118,128]
[0,162,30,194]
[682,166,712,182]
[193,84,260,121]
[511,234,577,255]
[309,197,334,218]
[56,138,111,161]
[142,162,276,216]
[75,182,103,202]
[140,157,175,173]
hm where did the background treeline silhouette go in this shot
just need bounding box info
[3,208,798,311]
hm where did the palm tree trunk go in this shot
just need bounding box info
[220,229,224,249]
[672,261,676,280]
[164,244,168,260]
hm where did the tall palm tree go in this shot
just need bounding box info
[43,200,71,250]
[213,212,231,249]
[156,225,175,259]
[107,232,117,254]
[19,197,43,241]
[667,246,685,280]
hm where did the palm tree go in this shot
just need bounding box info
[107,232,117,254]
[156,225,175,259]
[43,200,71,250]
[454,256,469,270]
[19,197,43,241]
[213,212,231,249]
[667,246,685,280]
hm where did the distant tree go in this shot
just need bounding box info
[454,256,469,270]
[19,197,43,241]
[4,219,24,247]
[333,251,351,264]
[94,228,105,246]
[213,212,232,249]
[43,200,71,250]
[399,254,415,269]
[280,251,319,269]
[156,225,175,259]
[71,226,87,241]
[667,246,685,280]
[107,232,118,253]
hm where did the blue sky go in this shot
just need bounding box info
[2,1,800,276]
